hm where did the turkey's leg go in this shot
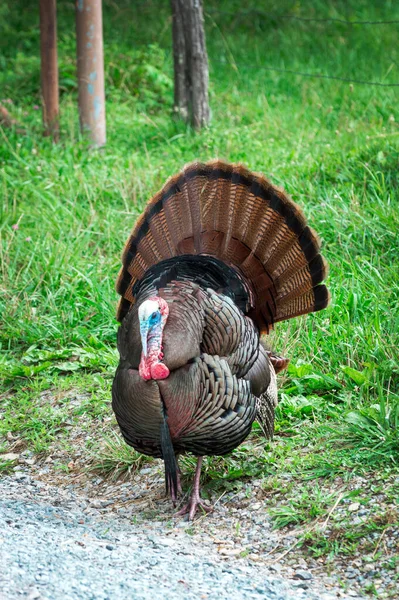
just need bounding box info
[177,460,183,494]
[168,457,182,506]
[175,457,212,520]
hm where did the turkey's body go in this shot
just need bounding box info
[112,161,329,518]
[113,274,273,456]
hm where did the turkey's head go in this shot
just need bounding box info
[138,296,170,381]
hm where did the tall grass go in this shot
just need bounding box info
[1,0,398,464]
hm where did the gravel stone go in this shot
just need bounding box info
[0,475,361,600]
[293,570,313,581]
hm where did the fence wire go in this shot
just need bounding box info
[207,8,399,88]
[207,9,399,26]
[211,61,399,87]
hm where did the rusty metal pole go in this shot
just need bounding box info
[39,0,59,141]
[75,0,106,147]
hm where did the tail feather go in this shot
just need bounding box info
[116,160,329,330]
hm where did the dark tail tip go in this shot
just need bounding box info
[160,414,178,499]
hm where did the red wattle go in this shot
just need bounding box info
[151,362,170,380]
[139,359,151,381]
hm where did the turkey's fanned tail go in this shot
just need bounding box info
[116,160,329,331]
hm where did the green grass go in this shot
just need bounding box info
[0,0,398,574]
[89,431,154,480]
[0,458,17,474]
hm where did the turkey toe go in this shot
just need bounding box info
[176,495,212,520]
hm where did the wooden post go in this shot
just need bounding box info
[76,0,106,147]
[171,0,210,129]
[185,0,209,129]
[39,0,59,141]
[171,0,189,120]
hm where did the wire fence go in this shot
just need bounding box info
[210,62,399,88]
[207,9,399,26]
[206,7,399,88]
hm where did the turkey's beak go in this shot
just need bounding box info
[139,321,149,357]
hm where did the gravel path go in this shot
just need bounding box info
[0,474,363,600]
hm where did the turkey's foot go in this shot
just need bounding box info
[174,456,211,520]
[175,493,212,520]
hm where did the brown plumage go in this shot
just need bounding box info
[112,160,329,519]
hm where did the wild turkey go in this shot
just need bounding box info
[112,160,329,519]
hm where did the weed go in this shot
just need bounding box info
[344,396,399,459]
[0,459,16,474]
[269,486,343,529]
[89,432,153,480]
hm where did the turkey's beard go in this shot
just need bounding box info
[139,325,170,381]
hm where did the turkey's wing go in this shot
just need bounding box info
[245,346,277,439]
[201,290,259,377]
[169,353,257,456]
[112,365,163,457]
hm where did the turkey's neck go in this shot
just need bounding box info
[139,325,168,380]
[138,295,170,381]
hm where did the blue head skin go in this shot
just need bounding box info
[138,299,162,357]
